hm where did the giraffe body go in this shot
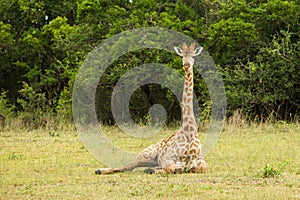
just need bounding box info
[95,42,208,174]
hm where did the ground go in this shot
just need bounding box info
[0,122,299,199]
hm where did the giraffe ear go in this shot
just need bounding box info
[174,47,183,56]
[194,47,203,56]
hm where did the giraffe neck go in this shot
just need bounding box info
[181,69,197,133]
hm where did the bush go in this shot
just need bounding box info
[0,90,15,118]
[262,160,289,178]
[17,82,48,128]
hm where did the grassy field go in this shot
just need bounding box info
[1,122,299,199]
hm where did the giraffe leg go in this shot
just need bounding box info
[144,167,163,174]
[144,166,175,174]
[95,159,159,174]
[189,158,208,173]
[144,160,179,174]
[95,167,125,174]
[163,163,176,174]
[94,161,142,174]
[95,144,159,175]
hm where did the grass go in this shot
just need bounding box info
[0,122,299,199]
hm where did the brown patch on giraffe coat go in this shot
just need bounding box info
[179,134,186,141]
[186,98,192,105]
[189,149,197,154]
[189,133,195,138]
[175,150,182,157]
[189,126,196,132]
[186,92,193,97]
[190,142,198,149]
[183,117,189,123]
[182,106,190,114]
[183,65,190,71]
[188,119,196,125]
[183,125,189,132]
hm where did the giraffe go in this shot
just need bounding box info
[95,42,208,174]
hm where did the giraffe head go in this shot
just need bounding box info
[174,42,203,72]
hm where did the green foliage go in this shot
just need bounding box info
[208,0,299,120]
[0,21,20,100]
[0,22,13,44]
[262,160,289,178]
[208,17,258,65]
[8,152,23,160]
[225,30,299,120]
[257,0,299,39]
[42,16,75,50]
[0,0,299,126]
[56,87,72,119]
[19,0,46,25]
[0,91,15,117]
[17,82,48,128]
[17,82,47,113]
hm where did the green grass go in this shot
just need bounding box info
[0,123,299,199]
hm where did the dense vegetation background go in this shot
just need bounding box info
[0,0,299,127]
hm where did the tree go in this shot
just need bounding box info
[0,0,299,124]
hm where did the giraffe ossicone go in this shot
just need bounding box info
[95,42,208,174]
